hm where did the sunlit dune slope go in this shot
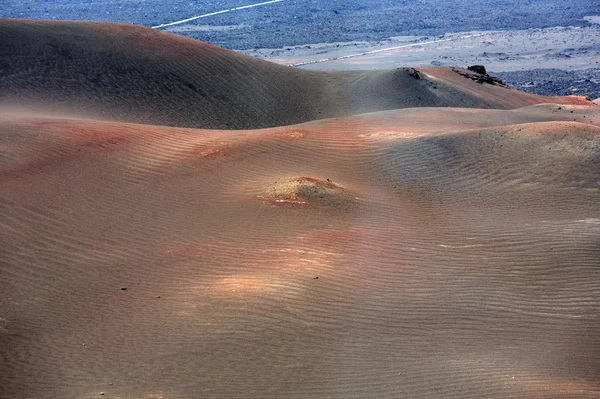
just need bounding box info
[0,19,592,129]
[1,104,599,398]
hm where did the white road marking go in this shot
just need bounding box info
[288,33,487,67]
[152,0,284,29]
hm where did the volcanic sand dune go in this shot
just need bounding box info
[1,100,600,398]
[0,19,593,130]
[1,18,600,399]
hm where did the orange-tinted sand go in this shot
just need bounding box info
[1,19,600,399]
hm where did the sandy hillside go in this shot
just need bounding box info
[2,103,600,398]
[1,19,600,399]
[0,19,592,129]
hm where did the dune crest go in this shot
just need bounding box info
[1,19,592,129]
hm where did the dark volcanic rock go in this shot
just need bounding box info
[406,67,422,80]
[468,65,488,75]
[454,67,505,86]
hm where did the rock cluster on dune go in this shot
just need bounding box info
[1,18,599,399]
[256,177,357,207]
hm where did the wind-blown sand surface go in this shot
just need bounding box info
[1,19,600,399]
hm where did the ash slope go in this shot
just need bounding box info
[1,104,600,398]
[0,19,591,129]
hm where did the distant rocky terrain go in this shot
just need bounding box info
[494,68,600,100]
[3,0,600,50]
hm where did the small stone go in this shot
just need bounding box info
[101,393,105,396]
[120,287,127,291]
[313,276,319,280]
[156,296,161,299]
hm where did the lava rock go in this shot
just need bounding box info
[468,65,488,76]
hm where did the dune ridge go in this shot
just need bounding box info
[0,19,592,129]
